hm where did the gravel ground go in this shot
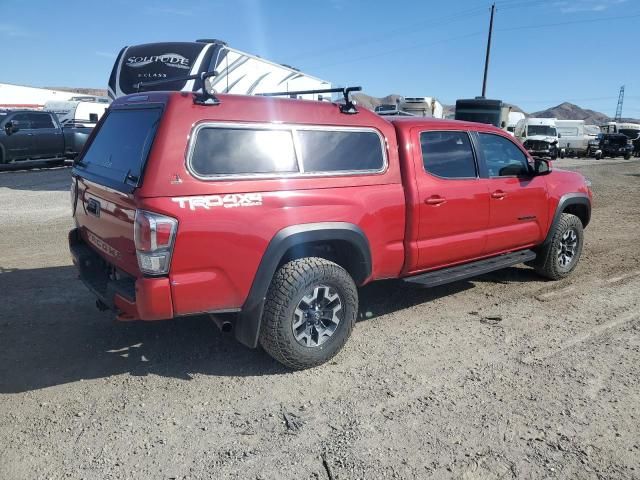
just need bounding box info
[0,158,639,480]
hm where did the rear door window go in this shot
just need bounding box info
[296,129,384,173]
[420,131,477,179]
[28,113,55,129]
[190,127,299,176]
[75,107,162,188]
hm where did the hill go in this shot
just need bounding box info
[45,87,108,97]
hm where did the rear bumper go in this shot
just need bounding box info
[69,228,173,321]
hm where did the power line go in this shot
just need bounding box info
[498,12,640,32]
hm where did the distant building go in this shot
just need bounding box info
[0,83,92,110]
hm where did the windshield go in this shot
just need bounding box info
[527,125,556,137]
[75,107,162,188]
[619,128,640,140]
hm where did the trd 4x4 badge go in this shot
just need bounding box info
[171,193,263,210]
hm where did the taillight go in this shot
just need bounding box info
[134,210,178,275]
[70,177,78,215]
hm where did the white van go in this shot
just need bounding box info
[514,117,559,159]
[556,119,588,157]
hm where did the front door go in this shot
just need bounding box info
[475,132,548,253]
[413,129,490,270]
[2,113,34,161]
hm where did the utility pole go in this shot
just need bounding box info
[481,3,495,98]
[614,85,625,121]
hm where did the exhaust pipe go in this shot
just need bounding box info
[209,314,233,333]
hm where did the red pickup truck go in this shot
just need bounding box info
[70,89,592,369]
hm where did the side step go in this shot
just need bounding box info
[404,249,536,288]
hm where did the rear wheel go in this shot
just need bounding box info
[595,151,602,160]
[259,257,358,369]
[534,213,584,280]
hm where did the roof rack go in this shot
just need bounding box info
[259,86,362,114]
[134,71,220,106]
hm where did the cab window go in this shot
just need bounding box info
[478,133,530,177]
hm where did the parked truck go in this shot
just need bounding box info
[0,110,91,164]
[69,88,592,369]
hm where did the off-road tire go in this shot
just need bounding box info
[534,213,584,280]
[259,257,358,370]
[595,151,602,160]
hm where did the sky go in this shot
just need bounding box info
[0,0,639,116]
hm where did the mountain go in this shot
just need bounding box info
[530,102,610,125]
[352,93,402,111]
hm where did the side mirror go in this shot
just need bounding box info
[558,133,561,138]
[534,158,551,175]
[5,121,19,135]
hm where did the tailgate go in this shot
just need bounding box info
[75,177,139,275]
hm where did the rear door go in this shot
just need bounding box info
[413,129,490,270]
[73,105,163,275]
[475,132,548,253]
[29,112,63,158]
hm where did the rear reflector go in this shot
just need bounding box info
[134,210,178,275]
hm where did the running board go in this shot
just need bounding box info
[404,249,537,288]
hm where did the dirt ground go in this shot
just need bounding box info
[0,158,639,480]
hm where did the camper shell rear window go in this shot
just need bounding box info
[73,106,162,191]
[187,123,386,179]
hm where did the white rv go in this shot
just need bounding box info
[515,117,559,159]
[506,111,526,136]
[108,39,330,100]
[398,97,444,118]
[600,122,640,141]
[44,98,110,127]
[556,119,588,157]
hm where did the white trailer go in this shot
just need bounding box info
[44,98,110,127]
[398,97,444,118]
[556,119,589,157]
[108,39,330,101]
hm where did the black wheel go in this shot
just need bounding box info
[534,213,584,280]
[595,151,602,160]
[624,153,631,160]
[559,150,565,159]
[259,257,358,369]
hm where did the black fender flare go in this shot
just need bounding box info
[234,222,371,348]
[542,193,591,246]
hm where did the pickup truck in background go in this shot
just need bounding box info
[0,109,92,164]
[69,89,592,369]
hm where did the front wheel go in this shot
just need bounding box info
[259,257,358,369]
[534,213,584,280]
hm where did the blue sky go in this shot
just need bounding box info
[1,0,639,116]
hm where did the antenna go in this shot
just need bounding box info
[614,85,625,121]
[481,3,496,98]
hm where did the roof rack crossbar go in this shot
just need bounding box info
[259,86,362,114]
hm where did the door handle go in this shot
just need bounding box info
[491,190,506,199]
[425,196,446,205]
